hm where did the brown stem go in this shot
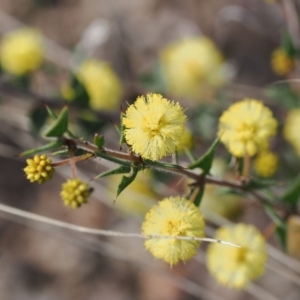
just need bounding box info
[51,153,94,168]
[74,139,291,210]
[242,153,251,179]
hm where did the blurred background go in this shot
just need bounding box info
[0,0,300,299]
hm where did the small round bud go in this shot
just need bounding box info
[60,179,93,208]
[24,154,54,184]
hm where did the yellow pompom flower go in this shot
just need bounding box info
[122,93,187,161]
[142,196,205,265]
[283,109,300,157]
[76,59,122,111]
[0,28,44,76]
[161,37,224,99]
[60,179,93,208]
[207,223,267,289]
[218,99,278,157]
[24,154,54,184]
[271,48,294,76]
[254,150,278,177]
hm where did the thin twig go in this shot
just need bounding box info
[0,203,240,248]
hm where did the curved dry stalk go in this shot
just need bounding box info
[0,203,240,247]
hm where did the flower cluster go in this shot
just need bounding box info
[218,99,278,157]
[76,59,123,111]
[142,196,205,265]
[60,179,92,208]
[207,223,267,289]
[122,93,187,161]
[161,37,224,99]
[0,27,44,76]
[271,48,294,76]
[24,155,54,184]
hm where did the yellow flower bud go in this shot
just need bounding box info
[60,179,92,208]
[271,48,294,76]
[283,109,300,157]
[254,150,278,177]
[24,154,54,184]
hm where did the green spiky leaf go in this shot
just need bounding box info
[69,74,90,107]
[144,159,184,171]
[45,104,57,119]
[193,182,205,207]
[19,139,63,157]
[188,138,219,174]
[282,173,300,206]
[117,166,138,197]
[29,105,49,136]
[264,202,287,249]
[281,30,299,58]
[119,113,126,147]
[44,106,69,137]
[52,147,91,157]
[275,226,287,250]
[264,203,286,228]
[265,84,299,109]
[244,178,277,190]
[94,165,131,180]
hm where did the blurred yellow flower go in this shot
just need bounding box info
[176,127,193,153]
[76,59,123,111]
[0,28,44,75]
[283,109,300,157]
[271,48,294,76]
[201,185,243,219]
[207,223,267,289]
[123,93,186,161]
[218,99,278,157]
[254,150,278,177]
[161,37,224,99]
[61,83,75,101]
[142,196,205,265]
